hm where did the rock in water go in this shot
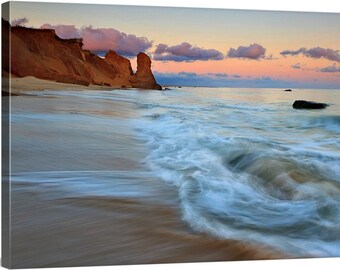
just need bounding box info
[293,100,329,109]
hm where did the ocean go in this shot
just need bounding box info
[10,87,340,263]
[135,87,340,256]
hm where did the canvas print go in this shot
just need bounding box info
[2,1,340,268]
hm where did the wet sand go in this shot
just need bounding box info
[3,76,116,95]
[8,89,285,268]
[11,181,283,268]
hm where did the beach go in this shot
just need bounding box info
[3,2,340,268]
[3,76,114,95]
[8,83,284,268]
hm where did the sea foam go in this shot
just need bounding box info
[135,87,340,257]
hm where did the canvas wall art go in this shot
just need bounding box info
[2,1,340,268]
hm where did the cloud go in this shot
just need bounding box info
[227,43,267,60]
[40,24,152,57]
[207,72,229,77]
[153,72,291,88]
[153,42,224,62]
[11,17,28,26]
[154,71,222,87]
[318,63,340,73]
[178,71,198,77]
[306,47,340,62]
[175,72,232,78]
[81,26,152,56]
[154,71,340,89]
[260,76,273,81]
[280,47,340,62]
[281,48,306,57]
[291,63,301,69]
[41,24,81,38]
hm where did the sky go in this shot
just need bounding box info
[6,1,340,88]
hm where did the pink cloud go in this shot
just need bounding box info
[41,23,80,39]
[280,47,340,62]
[154,42,224,62]
[227,43,267,60]
[291,63,301,69]
[11,17,28,26]
[81,26,152,56]
[40,24,152,57]
[318,63,340,73]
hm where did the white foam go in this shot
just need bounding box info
[134,87,340,257]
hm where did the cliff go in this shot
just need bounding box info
[3,20,162,90]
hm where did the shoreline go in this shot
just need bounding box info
[8,88,288,267]
[11,176,286,268]
[2,76,158,95]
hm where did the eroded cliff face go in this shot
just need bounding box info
[5,20,162,90]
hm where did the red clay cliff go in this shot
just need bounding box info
[3,19,162,90]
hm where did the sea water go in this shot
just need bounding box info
[11,87,340,257]
[134,87,340,257]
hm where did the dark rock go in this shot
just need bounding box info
[2,91,19,96]
[284,89,292,92]
[154,83,163,90]
[293,100,329,109]
[164,87,171,90]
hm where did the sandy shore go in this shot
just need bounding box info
[11,180,283,268]
[8,85,286,268]
[2,76,122,95]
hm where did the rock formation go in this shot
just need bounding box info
[104,50,134,87]
[293,100,329,109]
[131,52,162,90]
[3,19,162,90]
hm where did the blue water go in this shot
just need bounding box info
[134,87,340,257]
[13,87,340,257]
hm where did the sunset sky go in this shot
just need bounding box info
[7,1,340,88]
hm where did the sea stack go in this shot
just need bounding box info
[132,52,162,90]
